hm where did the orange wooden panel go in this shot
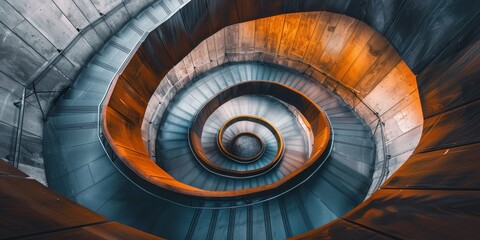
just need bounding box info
[0,178,106,239]
[278,13,301,57]
[310,13,341,71]
[115,145,173,181]
[317,15,358,72]
[266,14,285,54]
[123,52,162,100]
[0,159,28,177]
[354,42,401,98]
[108,77,148,127]
[345,189,480,239]
[340,33,389,88]
[414,98,480,154]
[254,17,270,53]
[362,61,418,116]
[19,222,164,240]
[104,106,147,153]
[330,21,375,80]
[121,52,144,84]
[290,12,320,60]
[384,143,480,189]
[290,219,389,240]
[303,12,330,63]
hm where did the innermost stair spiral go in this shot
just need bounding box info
[229,133,264,160]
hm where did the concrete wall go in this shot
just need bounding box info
[0,0,157,184]
[143,13,424,195]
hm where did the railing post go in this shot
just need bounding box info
[13,87,27,168]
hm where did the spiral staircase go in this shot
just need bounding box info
[43,61,375,239]
[2,0,480,239]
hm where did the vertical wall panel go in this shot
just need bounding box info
[62,36,95,69]
[213,29,226,63]
[8,0,78,49]
[89,0,122,14]
[0,1,24,29]
[265,15,285,55]
[404,1,480,72]
[417,14,480,118]
[415,99,480,154]
[316,15,357,71]
[310,13,341,70]
[123,52,161,99]
[235,0,260,22]
[345,189,480,239]
[259,0,284,18]
[0,23,46,84]
[303,12,329,63]
[73,0,102,23]
[239,20,256,52]
[339,33,385,87]
[103,5,130,34]
[345,0,405,35]
[291,219,388,240]
[282,0,350,14]
[354,41,401,98]
[12,20,57,60]
[206,0,238,31]
[384,1,441,58]
[363,62,418,117]
[277,14,301,57]
[224,24,239,54]
[53,0,90,29]
[385,143,480,189]
[254,17,270,53]
[155,13,191,64]
[180,0,213,47]
[189,41,211,72]
[329,21,374,80]
[140,33,174,80]
[290,12,320,60]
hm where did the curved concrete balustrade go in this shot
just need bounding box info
[189,81,330,180]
